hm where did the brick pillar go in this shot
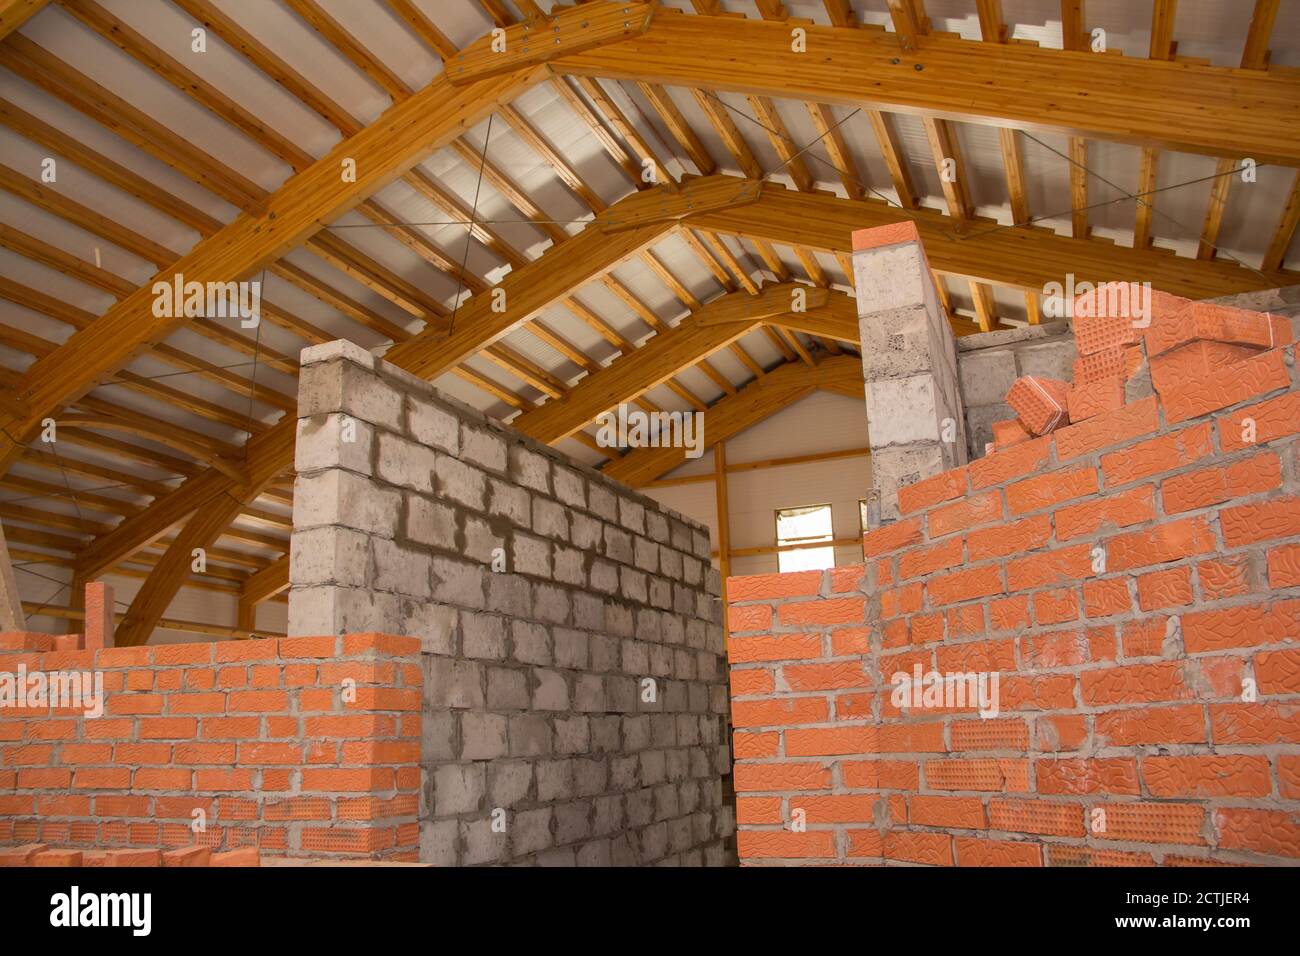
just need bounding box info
[852,222,967,523]
[83,580,114,650]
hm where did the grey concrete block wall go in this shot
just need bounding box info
[288,340,734,867]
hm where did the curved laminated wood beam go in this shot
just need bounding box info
[511,284,811,445]
[762,292,857,343]
[383,217,673,379]
[446,0,655,84]
[603,355,862,488]
[693,282,830,327]
[598,176,763,232]
[112,492,254,647]
[767,291,987,343]
[681,179,1297,298]
[53,414,246,483]
[549,10,1300,165]
[810,354,868,400]
[381,174,765,379]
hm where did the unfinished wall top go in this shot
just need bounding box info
[725,284,1300,867]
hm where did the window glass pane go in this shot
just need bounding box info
[775,504,833,542]
[776,504,835,573]
[778,544,836,573]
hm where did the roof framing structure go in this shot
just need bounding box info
[0,0,1296,643]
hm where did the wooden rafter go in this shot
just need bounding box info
[975,0,1004,42]
[807,102,866,202]
[1133,147,1160,251]
[1242,0,1279,70]
[1057,2,1091,240]
[1238,0,1295,271]
[0,0,48,39]
[866,109,918,210]
[823,1,855,27]
[1198,159,1237,261]
[922,116,973,224]
[893,4,1000,334]
[1263,175,1300,272]
[1132,1,1178,252]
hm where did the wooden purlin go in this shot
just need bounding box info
[0,0,49,40]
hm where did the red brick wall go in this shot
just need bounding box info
[727,337,1300,866]
[0,632,421,861]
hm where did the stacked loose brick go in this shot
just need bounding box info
[1006,375,1070,436]
[288,341,734,866]
[727,290,1300,867]
[0,631,421,860]
[1001,284,1292,450]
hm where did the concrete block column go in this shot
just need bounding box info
[851,222,967,523]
